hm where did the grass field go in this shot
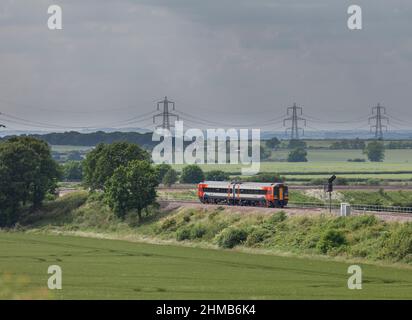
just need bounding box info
[51,145,94,152]
[1,233,412,299]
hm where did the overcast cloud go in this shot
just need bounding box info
[0,0,411,131]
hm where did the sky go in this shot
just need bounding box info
[0,0,412,132]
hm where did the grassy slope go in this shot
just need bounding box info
[1,232,412,299]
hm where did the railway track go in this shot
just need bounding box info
[157,198,412,222]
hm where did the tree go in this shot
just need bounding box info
[62,161,83,181]
[180,165,205,184]
[205,170,230,181]
[0,137,60,226]
[364,141,385,162]
[105,160,158,220]
[83,142,150,190]
[266,137,281,149]
[260,145,271,160]
[162,168,178,187]
[287,148,308,162]
[155,163,172,183]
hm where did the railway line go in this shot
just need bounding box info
[158,198,412,222]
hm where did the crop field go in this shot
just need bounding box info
[173,161,412,174]
[1,233,412,300]
[51,145,94,152]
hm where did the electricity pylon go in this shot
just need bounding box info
[369,103,389,140]
[283,103,306,139]
[153,96,179,130]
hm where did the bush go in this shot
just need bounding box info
[287,148,307,162]
[176,228,191,241]
[190,224,207,239]
[245,173,285,183]
[347,158,366,162]
[216,227,248,249]
[380,223,412,261]
[180,165,205,184]
[246,228,271,246]
[366,178,381,186]
[205,170,230,181]
[159,217,177,231]
[267,211,287,224]
[316,229,347,254]
[162,168,178,187]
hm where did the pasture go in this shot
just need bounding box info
[1,233,412,299]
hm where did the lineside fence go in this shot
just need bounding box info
[288,202,412,214]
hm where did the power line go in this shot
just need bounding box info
[368,103,389,140]
[283,103,306,139]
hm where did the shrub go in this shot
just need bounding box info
[347,215,378,230]
[267,211,287,224]
[380,223,412,261]
[176,228,191,241]
[246,228,271,246]
[216,227,248,249]
[190,224,207,239]
[159,217,176,231]
[205,170,230,181]
[316,229,347,254]
[180,165,205,183]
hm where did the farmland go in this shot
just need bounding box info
[1,232,412,299]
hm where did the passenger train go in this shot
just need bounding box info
[197,181,288,208]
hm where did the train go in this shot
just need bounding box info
[197,181,288,208]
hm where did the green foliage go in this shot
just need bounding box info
[287,148,308,162]
[267,211,287,224]
[155,164,172,183]
[266,137,281,149]
[105,160,158,220]
[244,173,285,183]
[316,229,347,254]
[246,227,271,246]
[83,142,150,190]
[176,228,191,241]
[0,137,60,227]
[364,141,385,162]
[205,170,230,181]
[331,139,366,150]
[380,223,412,261]
[216,227,248,249]
[347,158,366,162]
[162,168,178,187]
[180,165,205,183]
[62,161,83,181]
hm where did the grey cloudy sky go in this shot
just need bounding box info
[0,0,412,131]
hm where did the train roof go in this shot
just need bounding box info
[200,181,285,187]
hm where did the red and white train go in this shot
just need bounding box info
[197,181,288,208]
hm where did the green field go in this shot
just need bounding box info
[173,161,412,174]
[1,233,412,299]
[51,145,94,152]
